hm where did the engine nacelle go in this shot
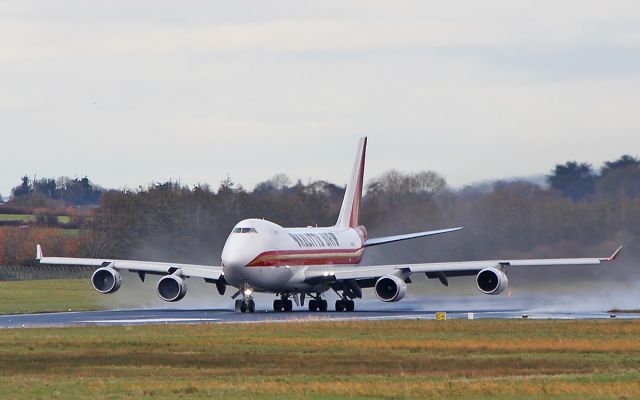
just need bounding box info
[476,268,508,295]
[375,275,407,302]
[91,267,122,294]
[157,275,187,302]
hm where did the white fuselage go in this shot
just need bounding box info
[221,219,365,293]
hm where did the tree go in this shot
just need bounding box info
[597,155,640,198]
[547,161,597,201]
[11,176,32,198]
[366,170,447,197]
[601,155,640,176]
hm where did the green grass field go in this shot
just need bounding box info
[0,279,103,314]
[0,214,35,222]
[0,214,72,223]
[0,320,638,399]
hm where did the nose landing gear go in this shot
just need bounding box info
[235,287,256,313]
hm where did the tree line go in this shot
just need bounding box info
[1,154,639,278]
[9,176,102,207]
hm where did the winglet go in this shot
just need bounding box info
[36,244,43,260]
[602,245,623,262]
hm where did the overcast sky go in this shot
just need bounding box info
[2,1,640,197]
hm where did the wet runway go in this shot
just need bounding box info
[1,307,638,328]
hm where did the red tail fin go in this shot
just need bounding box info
[336,137,367,228]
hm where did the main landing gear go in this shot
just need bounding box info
[333,287,356,312]
[273,297,293,312]
[335,299,355,312]
[308,293,328,312]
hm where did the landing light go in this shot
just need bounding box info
[244,288,253,296]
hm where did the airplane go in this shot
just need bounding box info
[36,137,623,313]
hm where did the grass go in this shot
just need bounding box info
[0,279,103,314]
[0,280,638,398]
[0,320,638,399]
[0,214,72,224]
[0,214,35,222]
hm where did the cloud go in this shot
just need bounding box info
[1,1,640,193]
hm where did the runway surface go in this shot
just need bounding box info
[1,307,639,328]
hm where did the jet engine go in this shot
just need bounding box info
[157,275,187,302]
[476,268,508,295]
[375,275,407,302]
[91,267,122,294]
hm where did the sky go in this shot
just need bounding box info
[2,1,640,198]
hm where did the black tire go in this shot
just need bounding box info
[248,299,256,313]
[320,300,328,312]
[240,301,248,313]
[346,300,355,312]
[235,299,243,312]
[335,300,344,312]
[309,300,318,312]
[273,299,282,312]
[284,300,293,312]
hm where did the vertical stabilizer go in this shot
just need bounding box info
[336,137,367,228]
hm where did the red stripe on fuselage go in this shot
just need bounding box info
[247,248,364,267]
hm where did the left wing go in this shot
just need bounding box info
[305,246,623,287]
[36,244,224,281]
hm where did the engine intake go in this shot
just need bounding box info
[476,268,508,295]
[91,267,121,294]
[157,275,187,302]
[375,275,407,302]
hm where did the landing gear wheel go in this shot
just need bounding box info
[273,299,283,312]
[240,301,248,313]
[309,300,318,312]
[319,300,328,312]
[335,300,345,312]
[284,299,293,312]
[248,299,256,313]
[235,299,243,312]
[346,300,355,312]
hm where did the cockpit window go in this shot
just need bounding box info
[233,227,258,234]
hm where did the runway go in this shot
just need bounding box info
[1,307,639,328]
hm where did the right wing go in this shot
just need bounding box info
[36,244,224,281]
[304,246,623,288]
[364,227,463,247]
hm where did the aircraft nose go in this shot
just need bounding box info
[221,244,253,268]
[221,252,247,268]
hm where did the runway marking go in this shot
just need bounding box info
[81,318,220,324]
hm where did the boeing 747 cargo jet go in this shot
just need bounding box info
[37,138,622,312]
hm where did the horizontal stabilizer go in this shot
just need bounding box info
[364,227,463,247]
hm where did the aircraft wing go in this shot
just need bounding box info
[364,227,463,247]
[304,246,623,287]
[36,245,224,281]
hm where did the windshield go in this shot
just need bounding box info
[232,227,258,234]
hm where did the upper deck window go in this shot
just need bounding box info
[233,227,258,234]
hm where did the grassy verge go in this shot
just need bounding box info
[0,214,35,222]
[0,279,103,314]
[0,320,639,399]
